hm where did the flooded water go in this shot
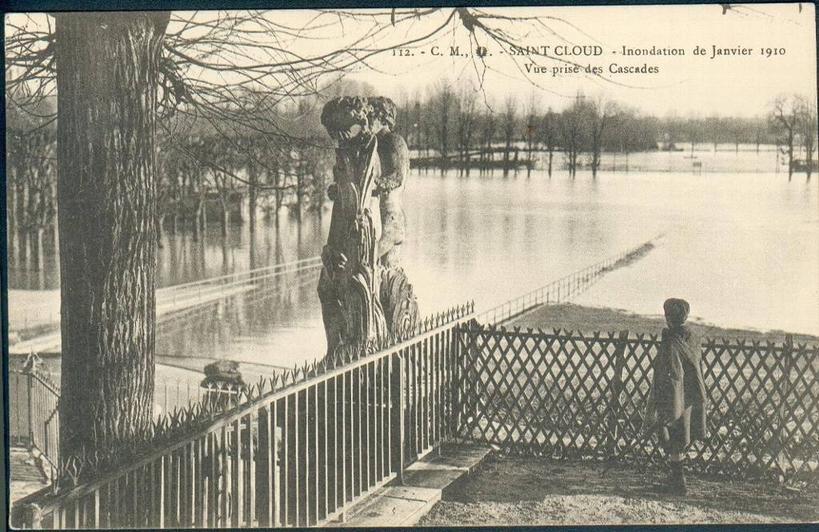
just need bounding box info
[160,166,818,371]
[8,157,819,374]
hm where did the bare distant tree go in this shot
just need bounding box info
[588,96,618,178]
[705,115,725,153]
[795,96,817,181]
[539,107,558,178]
[560,96,586,178]
[524,93,539,177]
[502,96,517,176]
[456,86,478,175]
[432,80,455,172]
[478,109,497,174]
[769,95,801,180]
[6,115,56,266]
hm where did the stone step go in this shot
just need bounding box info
[335,443,491,527]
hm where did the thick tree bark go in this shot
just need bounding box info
[55,12,169,461]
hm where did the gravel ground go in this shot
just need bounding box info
[506,303,819,344]
[420,455,819,526]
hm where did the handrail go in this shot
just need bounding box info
[12,256,324,330]
[155,262,321,306]
[158,255,322,292]
[26,371,60,396]
[476,235,660,324]
[22,306,476,515]
[10,367,61,474]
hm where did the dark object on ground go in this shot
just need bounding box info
[201,359,245,388]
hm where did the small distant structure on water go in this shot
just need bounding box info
[790,159,819,173]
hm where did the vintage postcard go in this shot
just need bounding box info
[4,3,818,528]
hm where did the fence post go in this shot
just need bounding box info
[450,324,463,438]
[390,351,405,486]
[775,334,794,481]
[606,331,629,459]
[26,370,35,449]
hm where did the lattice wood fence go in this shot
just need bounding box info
[456,322,819,485]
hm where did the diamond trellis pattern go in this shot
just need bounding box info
[456,322,819,485]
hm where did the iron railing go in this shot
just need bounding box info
[12,303,475,529]
[10,367,61,472]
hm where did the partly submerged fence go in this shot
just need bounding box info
[12,303,475,529]
[457,322,819,484]
[9,367,61,473]
[476,238,657,325]
[12,256,324,332]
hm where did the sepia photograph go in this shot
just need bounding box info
[3,2,818,528]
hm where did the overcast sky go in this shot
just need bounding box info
[334,3,817,117]
[6,4,817,118]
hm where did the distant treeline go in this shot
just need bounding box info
[389,81,809,178]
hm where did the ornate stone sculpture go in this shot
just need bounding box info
[319,96,419,360]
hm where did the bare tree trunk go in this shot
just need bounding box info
[275,187,282,227]
[192,199,202,241]
[53,211,60,266]
[55,11,169,461]
[200,189,208,230]
[16,181,28,262]
[787,136,794,181]
[156,214,165,249]
[547,149,553,178]
[248,172,258,232]
[7,177,16,261]
[220,203,229,236]
[29,228,44,272]
[296,153,304,223]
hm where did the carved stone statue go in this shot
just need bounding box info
[369,97,408,267]
[319,96,419,361]
[368,97,418,339]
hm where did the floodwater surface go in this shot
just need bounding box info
[156,167,819,370]
[8,158,819,374]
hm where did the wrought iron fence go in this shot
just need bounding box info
[457,322,819,485]
[12,303,474,529]
[10,367,61,472]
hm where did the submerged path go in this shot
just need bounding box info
[8,256,322,355]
